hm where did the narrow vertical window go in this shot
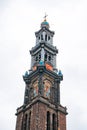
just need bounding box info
[28,111,31,130]
[45,53,47,61]
[47,111,50,130]
[24,114,27,130]
[52,114,56,130]
[45,34,47,41]
[36,55,38,61]
[48,55,51,61]
[41,34,43,40]
[39,54,41,61]
[48,36,50,40]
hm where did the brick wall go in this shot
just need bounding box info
[30,102,47,130]
[16,102,67,130]
[58,112,66,130]
[16,112,23,130]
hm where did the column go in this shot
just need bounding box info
[31,55,34,69]
[53,55,56,68]
[43,31,46,41]
[36,37,38,45]
[41,48,45,62]
[50,113,52,130]
[27,112,31,130]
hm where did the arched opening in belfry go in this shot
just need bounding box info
[41,34,43,40]
[45,34,47,41]
[48,36,50,40]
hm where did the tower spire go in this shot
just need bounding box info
[15,18,68,130]
[43,13,48,21]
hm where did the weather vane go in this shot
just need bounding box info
[43,13,48,21]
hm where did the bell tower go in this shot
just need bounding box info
[15,17,68,130]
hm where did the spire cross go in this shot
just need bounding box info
[43,13,48,21]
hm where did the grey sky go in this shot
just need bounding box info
[0,0,87,130]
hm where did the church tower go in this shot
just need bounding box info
[15,17,68,130]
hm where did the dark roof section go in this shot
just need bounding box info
[30,42,58,55]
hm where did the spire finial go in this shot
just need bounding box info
[43,13,48,21]
[41,13,49,28]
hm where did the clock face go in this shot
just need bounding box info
[33,80,38,97]
[44,79,52,98]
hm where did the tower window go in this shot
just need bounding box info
[45,54,47,61]
[47,111,50,130]
[45,34,47,41]
[48,36,50,40]
[48,55,51,61]
[36,56,38,61]
[41,34,43,40]
[39,54,41,61]
[52,114,56,130]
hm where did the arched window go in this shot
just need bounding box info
[39,54,41,61]
[45,34,47,41]
[41,34,43,40]
[36,55,38,61]
[47,111,50,130]
[45,53,47,61]
[52,114,56,130]
[48,55,51,61]
[48,36,50,40]
[28,111,31,130]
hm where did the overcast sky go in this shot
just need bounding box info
[0,0,87,130]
